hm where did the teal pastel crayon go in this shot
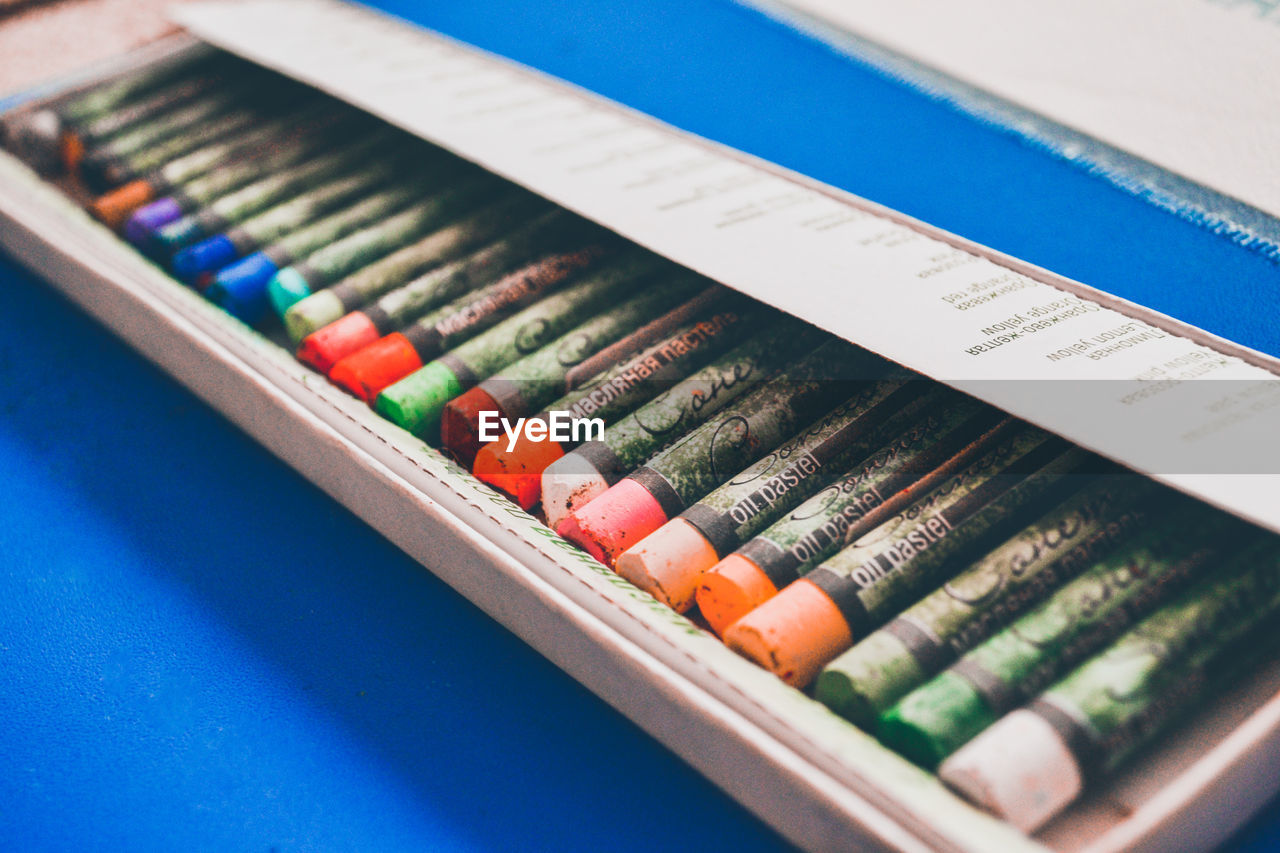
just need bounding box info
[440,273,707,467]
[151,126,402,258]
[207,170,465,324]
[265,174,511,317]
[374,249,666,440]
[126,113,376,250]
[327,242,622,401]
[557,339,894,566]
[170,140,434,283]
[289,205,594,353]
[875,504,1243,769]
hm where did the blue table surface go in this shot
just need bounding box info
[3,1,1280,850]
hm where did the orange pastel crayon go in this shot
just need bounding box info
[91,180,157,230]
[696,401,1008,636]
[724,427,1090,687]
[614,378,938,612]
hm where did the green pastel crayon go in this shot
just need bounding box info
[107,106,358,236]
[208,169,467,324]
[288,205,593,349]
[472,289,766,509]
[90,99,297,191]
[69,68,241,149]
[60,46,226,127]
[146,112,370,214]
[78,85,260,190]
[876,504,1243,769]
[441,273,708,466]
[91,92,339,196]
[153,127,401,256]
[558,338,892,566]
[327,242,622,400]
[940,537,1280,833]
[287,204,581,346]
[724,426,1091,688]
[539,317,820,531]
[615,379,951,609]
[266,174,511,316]
[135,104,335,190]
[816,475,1164,727]
[695,397,1008,636]
[375,249,667,439]
[171,142,441,283]
[2,44,223,173]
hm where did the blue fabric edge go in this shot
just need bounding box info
[735,0,1280,266]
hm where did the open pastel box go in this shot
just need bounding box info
[4,2,1280,850]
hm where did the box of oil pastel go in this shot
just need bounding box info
[4,2,1280,850]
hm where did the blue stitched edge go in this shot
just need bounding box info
[736,0,1280,265]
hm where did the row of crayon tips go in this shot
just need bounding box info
[9,42,1280,836]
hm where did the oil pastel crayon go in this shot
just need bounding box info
[91,111,294,230]
[327,243,623,401]
[61,48,223,121]
[172,142,433,283]
[274,192,554,339]
[265,174,508,317]
[473,289,760,509]
[557,339,887,567]
[815,476,1162,728]
[151,126,401,258]
[695,400,1009,637]
[92,99,317,191]
[724,427,1090,688]
[4,45,222,172]
[555,290,737,396]
[68,67,243,154]
[207,170,466,323]
[56,49,232,168]
[940,538,1280,833]
[614,380,943,612]
[123,114,375,249]
[375,250,666,439]
[440,275,706,467]
[287,205,589,351]
[77,86,260,191]
[92,104,346,230]
[875,506,1242,769]
[539,318,820,531]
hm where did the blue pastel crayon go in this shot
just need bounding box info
[206,174,460,323]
